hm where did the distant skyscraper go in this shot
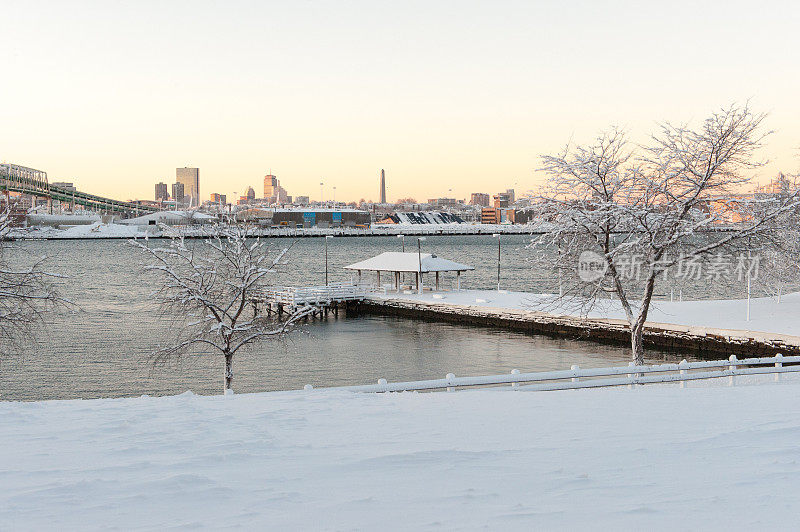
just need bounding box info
[210,193,227,205]
[246,186,256,201]
[172,182,185,204]
[380,169,386,204]
[176,167,199,206]
[264,174,279,202]
[155,182,168,201]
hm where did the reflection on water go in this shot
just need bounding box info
[1,236,709,401]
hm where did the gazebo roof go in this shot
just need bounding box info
[344,252,474,273]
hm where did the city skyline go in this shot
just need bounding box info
[3,1,800,203]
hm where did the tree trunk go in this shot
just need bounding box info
[631,321,645,366]
[224,353,234,394]
[630,274,657,366]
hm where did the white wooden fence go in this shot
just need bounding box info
[303,354,800,393]
[255,282,376,307]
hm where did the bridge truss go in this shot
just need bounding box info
[1,163,158,215]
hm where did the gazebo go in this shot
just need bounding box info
[344,252,474,293]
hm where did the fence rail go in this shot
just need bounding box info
[255,282,377,307]
[303,354,800,393]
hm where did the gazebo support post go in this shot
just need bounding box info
[457,271,461,291]
[435,271,439,291]
[396,271,400,292]
[377,271,381,288]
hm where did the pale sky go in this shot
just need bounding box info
[2,0,799,203]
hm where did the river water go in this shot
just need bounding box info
[2,234,747,401]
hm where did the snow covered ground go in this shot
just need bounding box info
[3,380,800,530]
[12,222,148,239]
[375,289,800,338]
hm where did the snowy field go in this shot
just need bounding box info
[2,379,800,530]
[376,289,800,338]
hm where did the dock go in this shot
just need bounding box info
[253,282,377,319]
[347,296,800,358]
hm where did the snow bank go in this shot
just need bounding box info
[3,382,800,529]
[375,289,800,337]
[12,222,149,239]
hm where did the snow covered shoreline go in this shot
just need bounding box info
[3,380,800,530]
[373,289,800,339]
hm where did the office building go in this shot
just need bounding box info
[427,198,458,207]
[264,174,279,201]
[493,191,514,208]
[172,182,185,204]
[155,182,169,201]
[246,186,256,201]
[176,167,199,206]
[470,193,490,207]
[482,207,516,224]
[210,193,226,205]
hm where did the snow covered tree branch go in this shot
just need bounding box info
[528,104,800,364]
[0,208,66,352]
[133,220,314,394]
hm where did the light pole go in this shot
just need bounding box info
[320,182,324,203]
[325,235,333,285]
[492,233,501,291]
[417,237,426,294]
[333,186,336,204]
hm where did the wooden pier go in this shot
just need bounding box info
[253,282,377,320]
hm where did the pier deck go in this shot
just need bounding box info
[351,294,800,358]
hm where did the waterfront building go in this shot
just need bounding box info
[296,195,310,205]
[155,182,169,201]
[376,211,466,224]
[481,207,515,224]
[236,207,371,228]
[176,167,199,206]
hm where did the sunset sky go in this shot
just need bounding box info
[3,0,799,203]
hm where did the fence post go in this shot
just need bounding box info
[571,365,580,385]
[511,369,520,389]
[775,353,783,383]
[728,355,737,387]
[679,359,688,389]
[627,361,635,389]
[446,373,455,392]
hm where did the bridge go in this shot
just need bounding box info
[1,163,159,215]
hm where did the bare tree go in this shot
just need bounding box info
[0,208,64,351]
[754,175,800,301]
[529,104,800,364]
[134,222,315,394]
